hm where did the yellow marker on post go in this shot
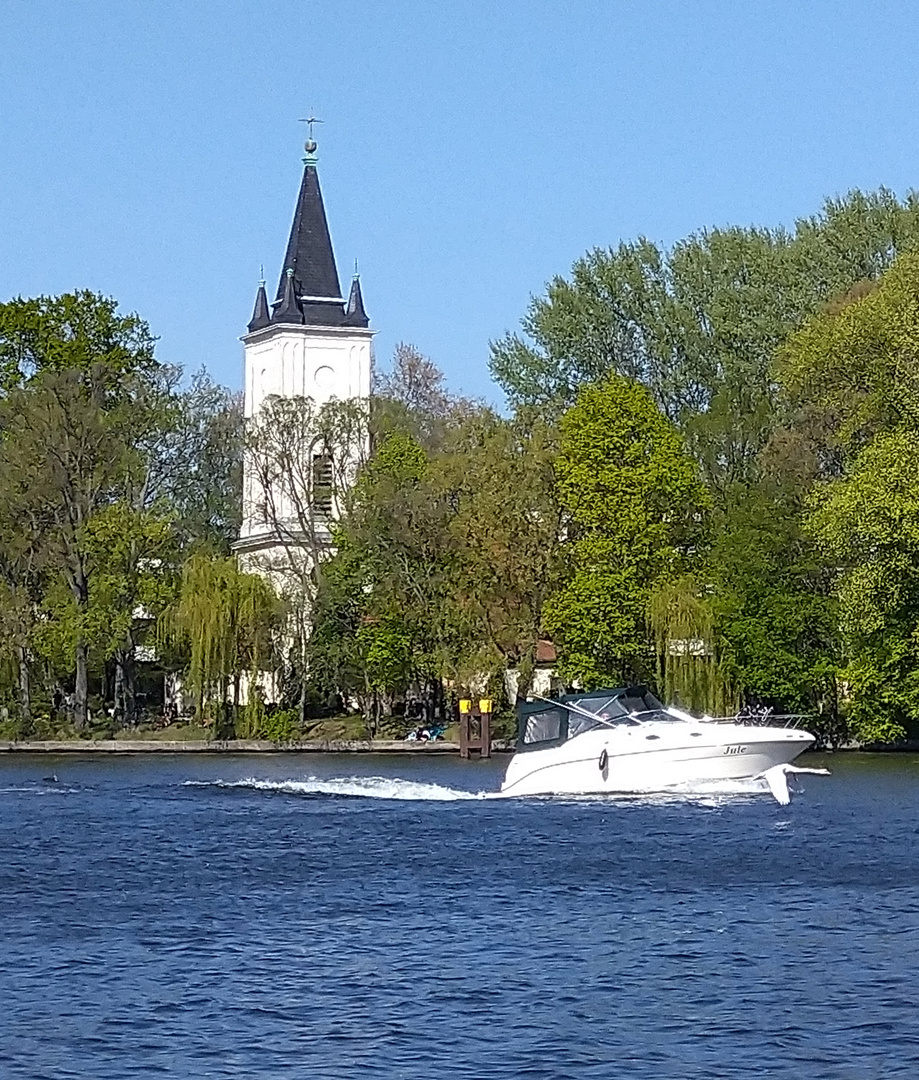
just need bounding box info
[459,699,472,714]
[479,699,493,714]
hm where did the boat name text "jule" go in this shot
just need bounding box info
[723,745,748,755]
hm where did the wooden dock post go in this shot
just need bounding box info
[459,698,492,759]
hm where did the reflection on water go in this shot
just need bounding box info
[1,752,917,1079]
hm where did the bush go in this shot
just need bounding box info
[261,709,302,745]
[0,718,23,740]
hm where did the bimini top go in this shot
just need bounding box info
[516,686,666,752]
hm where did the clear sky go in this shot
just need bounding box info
[2,1,918,402]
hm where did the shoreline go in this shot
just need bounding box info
[0,738,514,754]
[1,738,916,755]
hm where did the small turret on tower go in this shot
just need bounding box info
[344,270,369,328]
[273,267,302,324]
[247,273,271,332]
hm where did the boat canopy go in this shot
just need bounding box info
[516,686,665,751]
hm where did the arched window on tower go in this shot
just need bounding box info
[311,451,334,517]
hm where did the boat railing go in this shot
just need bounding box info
[704,711,812,728]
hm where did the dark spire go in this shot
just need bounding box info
[247,273,271,332]
[344,270,369,328]
[273,267,303,324]
[272,139,346,326]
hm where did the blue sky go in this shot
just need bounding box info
[2,1,918,402]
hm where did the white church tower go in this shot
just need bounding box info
[236,134,373,571]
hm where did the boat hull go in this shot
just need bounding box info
[500,723,815,797]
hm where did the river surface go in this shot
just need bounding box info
[1,751,918,1079]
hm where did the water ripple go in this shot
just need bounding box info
[1,751,917,1078]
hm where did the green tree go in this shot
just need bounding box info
[0,292,170,727]
[154,369,243,551]
[544,376,708,687]
[779,253,919,740]
[808,432,919,742]
[243,393,372,721]
[0,290,157,391]
[433,410,567,696]
[163,553,280,734]
[707,481,840,723]
[491,188,919,491]
[0,368,145,726]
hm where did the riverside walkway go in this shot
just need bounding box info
[0,738,513,754]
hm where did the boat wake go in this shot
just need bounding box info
[0,784,81,796]
[184,776,487,801]
[184,774,783,805]
[532,777,773,806]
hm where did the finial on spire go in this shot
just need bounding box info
[259,263,265,287]
[353,257,359,278]
[298,114,323,163]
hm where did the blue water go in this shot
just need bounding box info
[1,752,918,1079]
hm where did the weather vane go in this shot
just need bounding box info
[298,115,324,139]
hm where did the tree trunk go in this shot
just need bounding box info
[115,644,136,728]
[74,639,89,729]
[362,674,374,739]
[299,678,308,728]
[16,645,31,728]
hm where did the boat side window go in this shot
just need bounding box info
[567,695,630,722]
[523,708,565,746]
[567,713,606,738]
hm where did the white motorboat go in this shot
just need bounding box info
[501,686,815,797]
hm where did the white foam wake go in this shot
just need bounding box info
[185,776,486,801]
[184,775,777,805]
[665,777,769,797]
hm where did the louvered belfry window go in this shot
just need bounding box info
[311,453,334,516]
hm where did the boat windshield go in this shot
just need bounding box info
[517,686,671,750]
[565,688,670,733]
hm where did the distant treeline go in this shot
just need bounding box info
[4,188,919,746]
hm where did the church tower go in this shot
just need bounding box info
[236,134,373,565]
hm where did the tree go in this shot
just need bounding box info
[432,410,567,696]
[808,432,919,743]
[163,553,280,734]
[706,480,840,723]
[306,526,417,735]
[647,575,734,716]
[153,369,243,551]
[0,526,41,727]
[0,290,157,392]
[0,292,173,727]
[779,253,919,740]
[243,393,372,720]
[373,341,482,452]
[490,188,919,493]
[0,368,146,726]
[778,252,919,458]
[323,430,455,720]
[544,375,708,687]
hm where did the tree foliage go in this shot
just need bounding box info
[544,376,708,687]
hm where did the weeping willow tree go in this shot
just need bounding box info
[648,576,736,716]
[162,554,281,731]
